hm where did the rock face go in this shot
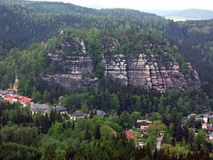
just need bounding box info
[102,54,128,85]
[41,38,201,92]
[103,54,201,92]
[42,53,99,90]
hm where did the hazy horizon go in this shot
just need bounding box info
[35,0,213,11]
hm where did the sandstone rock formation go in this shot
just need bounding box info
[42,53,99,90]
[41,38,201,92]
[103,53,201,92]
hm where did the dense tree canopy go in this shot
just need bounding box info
[1,1,213,159]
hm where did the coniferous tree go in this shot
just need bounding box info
[67,120,72,128]
[85,124,91,142]
[94,124,101,140]
[72,121,75,130]
[41,113,50,134]
[50,108,57,124]
[1,112,8,126]
[56,111,62,123]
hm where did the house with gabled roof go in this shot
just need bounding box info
[71,110,84,120]
[31,103,50,115]
[137,119,152,131]
[125,131,135,139]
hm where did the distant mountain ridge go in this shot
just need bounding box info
[144,10,178,16]
[0,1,160,20]
[165,9,213,20]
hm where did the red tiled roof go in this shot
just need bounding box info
[12,94,24,100]
[20,97,32,104]
[125,131,135,139]
[5,97,14,103]
[5,94,12,98]
[4,94,32,104]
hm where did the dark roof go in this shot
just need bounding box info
[89,109,105,116]
[55,106,67,112]
[32,103,50,112]
[195,114,213,119]
[72,110,83,117]
[0,90,10,95]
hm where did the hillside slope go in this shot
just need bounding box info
[41,29,201,92]
[1,2,213,88]
[0,3,166,52]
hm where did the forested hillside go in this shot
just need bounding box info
[1,0,161,20]
[0,3,167,51]
[1,1,213,159]
[0,0,213,110]
[0,100,211,159]
[1,1,213,85]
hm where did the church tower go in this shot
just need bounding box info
[13,76,18,93]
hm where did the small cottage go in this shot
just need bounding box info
[137,120,152,131]
[71,110,84,120]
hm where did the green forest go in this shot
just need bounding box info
[1,0,213,159]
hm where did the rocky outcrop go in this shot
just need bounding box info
[103,53,201,92]
[102,54,128,85]
[42,53,99,90]
[41,38,201,92]
[44,52,201,92]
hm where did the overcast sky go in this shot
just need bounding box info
[41,0,213,11]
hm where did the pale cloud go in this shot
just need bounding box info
[42,0,213,11]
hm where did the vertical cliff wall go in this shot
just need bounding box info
[102,53,201,92]
[41,37,201,92]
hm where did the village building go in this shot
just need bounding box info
[71,110,84,120]
[202,123,212,130]
[0,90,12,99]
[88,109,105,117]
[31,103,50,115]
[136,119,152,131]
[194,113,213,122]
[54,105,68,115]
[13,76,18,93]
[187,113,197,119]
[196,115,208,123]
[125,131,135,139]
[96,110,105,116]
[3,94,33,107]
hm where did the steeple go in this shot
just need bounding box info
[13,75,18,93]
